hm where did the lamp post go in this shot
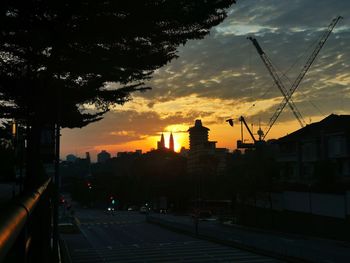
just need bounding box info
[52,123,60,262]
[12,120,17,197]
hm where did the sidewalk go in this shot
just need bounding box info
[147,213,350,263]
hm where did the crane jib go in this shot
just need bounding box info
[247,16,342,140]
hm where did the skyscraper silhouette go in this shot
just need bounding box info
[157,133,165,150]
[187,119,228,176]
[188,120,209,149]
[169,132,174,152]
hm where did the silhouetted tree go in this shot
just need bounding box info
[0,123,15,181]
[0,0,235,187]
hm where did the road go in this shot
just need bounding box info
[148,213,350,263]
[61,208,283,263]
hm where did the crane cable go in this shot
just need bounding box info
[276,25,330,121]
[242,43,274,118]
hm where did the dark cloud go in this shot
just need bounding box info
[134,0,349,123]
[223,0,350,29]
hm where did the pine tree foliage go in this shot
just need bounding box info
[0,0,235,128]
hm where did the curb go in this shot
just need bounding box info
[73,216,81,226]
[59,238,72,263]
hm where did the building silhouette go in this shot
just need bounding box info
[169,132,174,152]
[157,133,165,150]
[157,132,175,152]
[117,150,142,158]
[66,154,77,163]
[188,120,210,149]
[187,120,228,176]
[86,152,91,165]
[179,146,189,157]
[97,150,111,163]
[277,114,350,184]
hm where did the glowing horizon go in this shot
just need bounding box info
[60,1,350,161]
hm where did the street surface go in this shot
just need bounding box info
[62,208,283,263]
[148,213,350,263]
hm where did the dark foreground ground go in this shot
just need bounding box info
[60,208,283,263]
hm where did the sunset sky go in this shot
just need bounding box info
[61,0,350,161]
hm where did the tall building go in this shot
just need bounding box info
[117,150,142,157]
[188,120,209,149]
[169,132,174,152]
[157,133,165,150]
[97,150,111,163]
[66,154,77,163]
[85,152,91,165]
[187,120,228,176]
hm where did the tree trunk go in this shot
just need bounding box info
[24,120,44,191]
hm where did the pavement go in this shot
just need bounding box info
[147,213,350,263]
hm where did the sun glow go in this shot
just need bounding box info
[164,124,189,152]
[160,132,187,152]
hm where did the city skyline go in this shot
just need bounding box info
[65,131,190,162]
[61,0,350,160]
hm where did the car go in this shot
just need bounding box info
[139,206,149,214]
[127,205,138,211]
[159,209,167,214]
[191,209,212,220]
[106,206,116,214]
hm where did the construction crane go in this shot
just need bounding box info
[247,36,306,129]
[236,116,264,149]
[231,16,342,148]
[262,16,343,139]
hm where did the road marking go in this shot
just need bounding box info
[159,242,171,246]
[79,220,143,226]
[74,217,81,225]
[69,241,282,263]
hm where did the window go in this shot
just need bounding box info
[302,141,318,162]
[328,135,347,158]
[341,161,350,177]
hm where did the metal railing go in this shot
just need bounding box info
[0,178,54,263]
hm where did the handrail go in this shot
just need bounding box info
[0,177,52,262]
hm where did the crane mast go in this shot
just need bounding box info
[237,116,262,148]
[263,16,342,139]
[233,16,342,149]
[239,116,256,143]
[247,37,306,129]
